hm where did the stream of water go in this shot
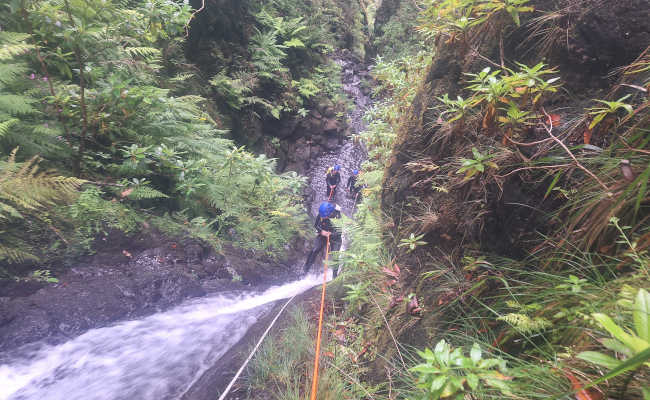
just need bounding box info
[0,54,370,400]
[0,275,326,400]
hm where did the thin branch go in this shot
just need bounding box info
[63,0,89,177]
[495,164,572,179]
[20,2,72,144]
[505,133,555,146]
[499,31,505,70]
[468,45,502,69]
[323,359,377,400]
[369,292,406,370]
[623,146,650,155]
[184,0,206,37]
[541,108,611,193]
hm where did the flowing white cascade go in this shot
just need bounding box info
[0,272,328,400]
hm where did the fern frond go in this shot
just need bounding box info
[0,63,28,85]
[0,241,38,262]
[498,313,551,334]
[170,73,194,82]
[0,201,22,220]
[0,119,18,138]
[0,94,36,115]
[0,32,33,60]
[127,185,168,200]
[0,32,31,44]
[0,151,85,217]
[124,46,161,61]
[30,122,63,138]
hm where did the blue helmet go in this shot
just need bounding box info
[353,169,359,175]
[333,165,340,171]
[318,202,336,218]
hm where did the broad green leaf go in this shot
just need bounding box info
[479,358,501,369]
[431,375,447,392]
[448,376,464,392]
[466,373,479,390]
[270,107,281,119]
[578,347,650,395]
[634,289,650,341]
[470,343,482,364]
[592,313,648,353]
[483,376,511,393]
[588,113,606,129]
[635,164,650,216]
[434,340,447,357]
[577,351,621,369]
[410,364,437,374]
[450,347,463,363]
[602,339,633,356]
[544,171,562,198]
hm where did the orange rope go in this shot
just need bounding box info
[309,235,330,400]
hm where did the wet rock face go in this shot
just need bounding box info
[570,0,650,73]
[0,234,303,352]
[258,52,372,174]
[381,0,650,263]
[185,0,252,74]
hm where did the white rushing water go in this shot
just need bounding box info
[0,272,329,400]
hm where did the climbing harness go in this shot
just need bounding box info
[217,293,298,400]
[309,236,330,400]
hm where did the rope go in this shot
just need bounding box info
[217,294,297,400]
[309,235,330,400]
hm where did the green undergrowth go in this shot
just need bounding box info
[206,0,363,129]
[0,0,310,272]
[244,305,380,399]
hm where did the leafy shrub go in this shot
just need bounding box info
[66,187,139,255]
[411,340,513,399]
[0,148,83,263]
[418,0,534,40]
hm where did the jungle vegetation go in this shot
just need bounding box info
[244,0,650,399]
[1,0,648,398]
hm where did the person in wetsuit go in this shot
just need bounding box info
[346,169,361,202]
[325,165,341,200]
[303,201,342,277]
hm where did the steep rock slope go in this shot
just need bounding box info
[366,0,650,386]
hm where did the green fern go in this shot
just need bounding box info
[0,63,28,85]
[498,313,551,334]
[124,46,161,61]
[0,149,84,216]
[0,32,33,60]
[0,148,84,262]
[0,240,38,262]
[126,185,168,200]
[170,72,195,82]
[0,119,18,138]
[0,94,36,115]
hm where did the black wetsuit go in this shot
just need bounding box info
[303,210,342,276]
[325,171,340,199]
[347,175,362,202]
